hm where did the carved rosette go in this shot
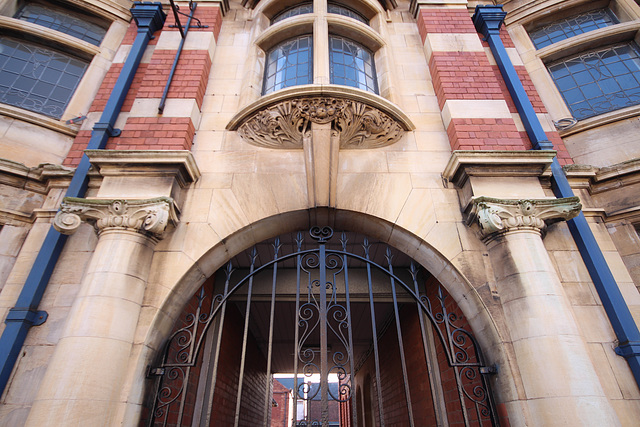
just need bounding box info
[54,197,176,239]
[237,97,404,149]
[468,196,582,240]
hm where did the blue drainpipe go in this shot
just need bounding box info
[473,5,640,388]
[0,2,166,396]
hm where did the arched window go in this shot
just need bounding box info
[263,35,313,94]
[261,1,381,96]
[271,2,313,24]
[329,36,377,93]
[0,37,88,118]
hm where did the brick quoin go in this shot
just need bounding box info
[429,52,505,110]
[416,8,477,43]
[108,117,196,151]
[447,118,532,151]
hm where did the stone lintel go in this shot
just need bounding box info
[54,197,177,239]
[410,0,468,17]
[467,196,582,241]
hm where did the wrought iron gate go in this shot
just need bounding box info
[147,226,499,426]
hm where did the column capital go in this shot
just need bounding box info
[468,196,581,240]
[53,197,176,238]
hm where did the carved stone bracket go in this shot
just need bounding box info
[53,197,176,239]
[467,196,582,240]
[236,96,405,149]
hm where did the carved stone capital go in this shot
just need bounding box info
[468,196,582,240]
[54,197,176,238]
[236,96,405,149]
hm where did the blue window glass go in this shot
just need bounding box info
[329,36,377,94]
[263,36,313,94]
[548,42,640,120]
[15,3,107,46]
[530,8,618,49]
[327,3,368,24]
[271,3,313,24]
[0,37,88,118]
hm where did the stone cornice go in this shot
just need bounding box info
[228,86,413,150]
[467,196,582,240]
[53,197,176,238]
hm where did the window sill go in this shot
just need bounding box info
[0,104,80,136]
[557,104,640,137]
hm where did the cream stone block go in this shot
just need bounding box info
[147,251,205,292]
[26,339,131,425]
[603,342,640,400]
[430,189,464,223]
[206,79,244,96]
[586,343,624,400]
[0,404,29,426]
[611,399,640,427]
[95,176,176,200]
[502,294,580,342]
[387,151,451,174]
[441,99,512,129]
[63,295,142,342]
[423,33,484,60]
[511,112,556,133]
[85,231,156,280]
[335,173,376,213]
[180,188,213,223]
[573,305,617,343]
[525,395,620,427]
[552,250,593,283]
[264,173,308,212]
[156,31,216,59]
[414,130,451,152]
[212,45,247,66]
[513,334,609,399]
[483,46,524,66]
[230,173,281,223]
[195,151,257,174]
[129,98,200,122]
[395,188,437,240]
[339,150,389,173]
[256,151,306,174]
[78,270,146,303]
[199,111,237,129]
[201,94,224,113]
[181,223,223,264]
[469,176,548,200]
[409,172,446,189]
[562,281,598,306]
[490,234,556,281]
[192,130,224,151]
[602,251,637,286]
[1,119,74,167]
[207,188,252,237]
[425,222,463,260]
[3,345,54,405]
[193,172,233,189]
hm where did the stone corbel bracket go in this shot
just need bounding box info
[227,86,414,149]
[53,197,177,239]
[467,196,582,241]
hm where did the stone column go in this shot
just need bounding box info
[25,197,175,426]
[469,197,620,426]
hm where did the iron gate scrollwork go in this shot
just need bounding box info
[147,226,499,426]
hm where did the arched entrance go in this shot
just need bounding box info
[144,226,498,426]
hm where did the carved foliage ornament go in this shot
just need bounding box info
[237,97,404,149]
[54,197,175,238]
[469,196,582,239]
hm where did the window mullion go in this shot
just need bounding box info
[313,0,329,84]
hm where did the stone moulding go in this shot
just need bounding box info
[53,197,176,238]
[467,196,582,240]
[228,86,414,149]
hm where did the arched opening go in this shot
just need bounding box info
[142,226,498,426]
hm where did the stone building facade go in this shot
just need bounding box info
[0,0,639,425]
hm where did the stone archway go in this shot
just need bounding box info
[141,222,503,426]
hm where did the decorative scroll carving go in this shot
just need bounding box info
[53,197,175,238]
[468,196,582,240]
[237,97,405,149]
